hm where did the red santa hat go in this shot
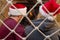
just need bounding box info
[39,0,60,21]
[8,4,27,16]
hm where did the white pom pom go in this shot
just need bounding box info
[47,16,54,21]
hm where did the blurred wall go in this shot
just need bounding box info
[56,0,60,23]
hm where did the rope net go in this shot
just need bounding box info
[0,0,60,40]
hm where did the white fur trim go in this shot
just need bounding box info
[8,7,27,16]
[39,5,49,17]
[39,5,54,21]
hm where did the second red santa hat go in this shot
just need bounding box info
[39,0,60,21]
